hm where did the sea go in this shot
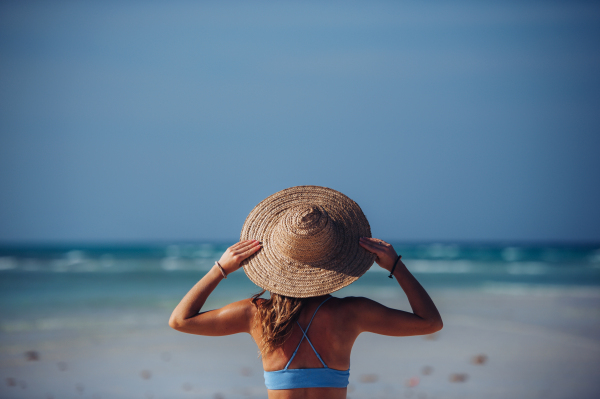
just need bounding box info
[1,242,599,323]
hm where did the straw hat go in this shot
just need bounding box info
[240,186,376,298]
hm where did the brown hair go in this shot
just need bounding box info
[252,290,306,355]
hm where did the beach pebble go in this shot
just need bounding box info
[359,373,378,383]
[140,370,152,380]
[406,376,420,387]
[25,350,40,361]
[422,366,433,375]
[471,354,488,365]
[6,377,17,387]
[449,373,468,382]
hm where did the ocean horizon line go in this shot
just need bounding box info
[1,238,599,249]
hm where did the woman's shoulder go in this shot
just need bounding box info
[332,295,379,306]
[220,297,260,319]
[331,296,396,324]
[328,295,382,315]
[323,296,384,339]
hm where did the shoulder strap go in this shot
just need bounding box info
[284,297,332,370]
[305,296,332,332]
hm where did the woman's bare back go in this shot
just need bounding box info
[250,296,354,399]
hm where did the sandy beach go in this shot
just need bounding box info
[2,285,599,399]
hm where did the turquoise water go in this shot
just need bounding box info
[1,242,599,319]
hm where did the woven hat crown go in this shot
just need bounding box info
[240,186,376,298]
[273,205,339,264]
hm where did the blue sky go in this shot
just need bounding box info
[1,1,599,243]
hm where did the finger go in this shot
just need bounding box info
[233,240,261,254]
[360,237,384,246]
[231,240,257,249]
[359,242,378,254]
[359,239,385,253]
[239,243,262,260]
[371,238,390,247]
[363,243,389,258]
[361,237,387,246]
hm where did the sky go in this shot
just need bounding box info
[0,1,599,244]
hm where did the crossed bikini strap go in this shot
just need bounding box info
[283,296,332,370]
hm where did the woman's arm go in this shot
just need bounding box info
[168,240,262,335]
[350,237,443,336]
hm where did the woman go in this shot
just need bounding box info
[169,186,442,399]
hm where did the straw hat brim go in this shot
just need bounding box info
[240,186,376,298]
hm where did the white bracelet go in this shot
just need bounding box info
[215,261,227,279]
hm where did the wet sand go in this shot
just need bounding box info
[1,288,600,399]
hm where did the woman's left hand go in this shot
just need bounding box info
[359,237,399,273]
[218,240,262,275]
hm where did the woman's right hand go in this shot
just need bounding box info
[359,237,400,273]
[355,237,443,337]
[217,240,262,275]
[169,239,261,336]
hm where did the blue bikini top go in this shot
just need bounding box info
[263,296,350,390]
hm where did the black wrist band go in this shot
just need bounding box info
[388,255,402,279]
